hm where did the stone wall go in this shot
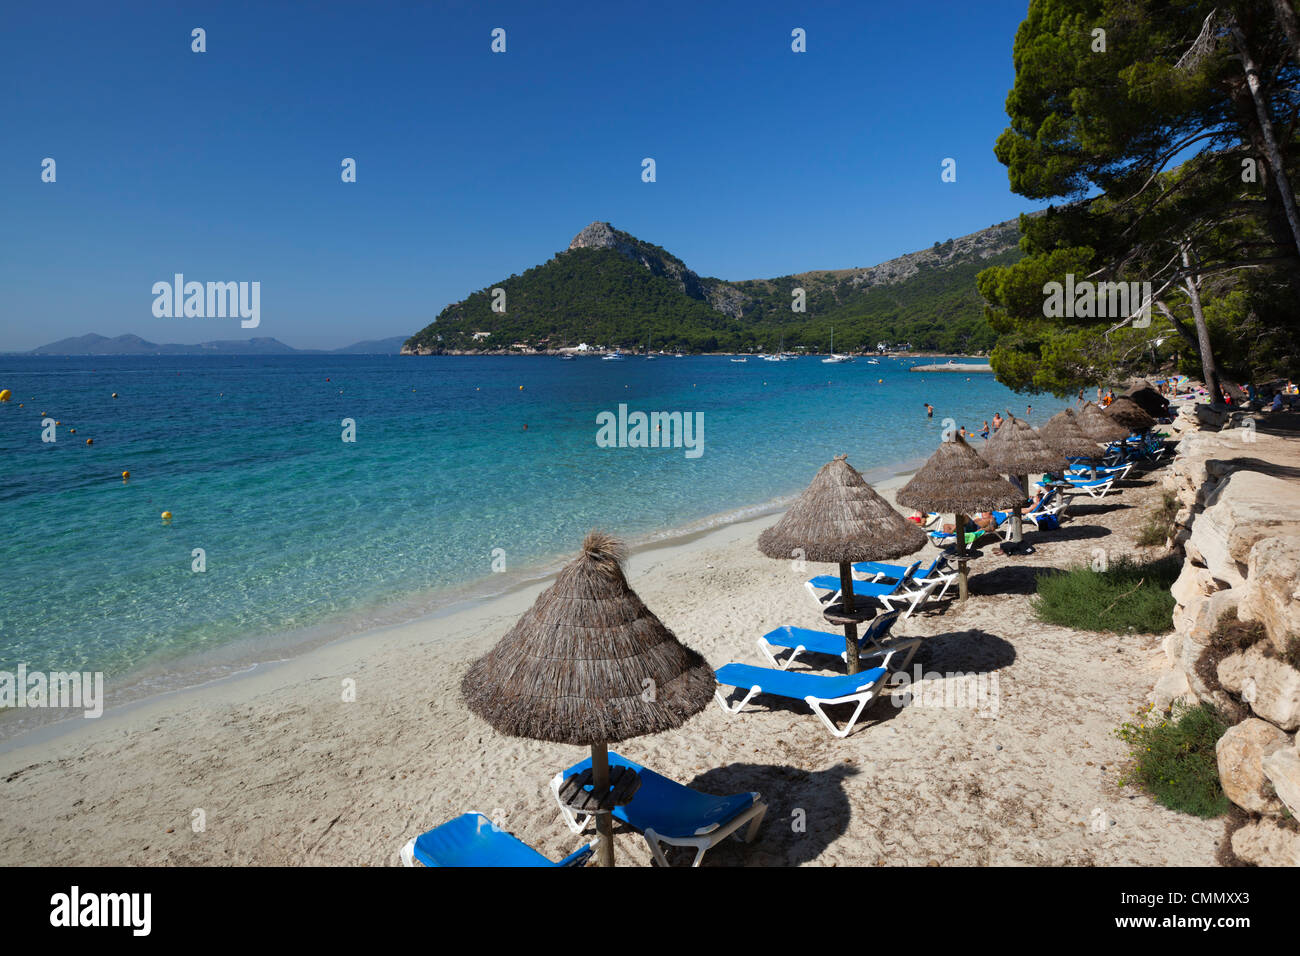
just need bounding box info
[1151,402,1300,866]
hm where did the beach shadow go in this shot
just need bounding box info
[1065,501,1131,517]
[1253,412,1300,435]
[677,762,861,866]
[1031,524,1111,544]
[1205,456,1300,481]
[912,628,1016,673]
[967,564,1064,596]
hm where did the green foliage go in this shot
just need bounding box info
[1115,702,1232,818]
[983,0,1300,394]
[1031,554,1179,634]
[1135,491,1179,547]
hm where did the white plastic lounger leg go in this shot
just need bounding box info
[550,772,591,834]
[863,637,921,673]
[756,636,804,671]
[804,580,840,607]
[715,685,762,716]
[804,689,878,738]
[642,797,768,867]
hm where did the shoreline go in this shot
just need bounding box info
[0,457,924,754]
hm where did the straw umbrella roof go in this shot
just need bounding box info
[1124,385,1169,420]
[1075,401,1130,442]
[979,413,1066,476]
[1105,396,1156,431]
[758,455,926,564]
[896,435,1024,514]
[461,531,714,745]
[1039,408,1103,458]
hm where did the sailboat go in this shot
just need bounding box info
[644,334,657,359]
[821,327,853,364]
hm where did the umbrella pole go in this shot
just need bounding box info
[591,742,614,867]
[955,512,969,601]
[838,561,861,674]
[1010,474,1026,544]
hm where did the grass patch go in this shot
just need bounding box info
[1136,491,1180,547]
[1031,554,1180,634]
[1116,702,1232,818]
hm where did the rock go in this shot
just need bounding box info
[1239,536,1300,655]
[1162,631,1183,669]
[1216,718,1290,814]
[1230,819,1300,866]
[1194,404,1230,428]
[1150,667,1192,711]
[1187,471,1300,589]
[1172,563,1223,607]
[1178,588,1239,704]
[1217,643,1300,731]
[1262,746,1300,819]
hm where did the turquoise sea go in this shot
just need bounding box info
[0,353,1072,719]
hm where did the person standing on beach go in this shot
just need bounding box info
[980,420,990,439]
[992,412,1003,431]
[924,403,934,418]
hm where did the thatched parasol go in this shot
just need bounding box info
[1040,408,1105,479]
[979,413,1065,544]
[1124,385,1169,421]
[1039,408,1102,459]
[1076,401,1129,443]
[462,530,714,866]
[1105,396,1155,432]
[758,455,926,672]
[896,435,1023,600]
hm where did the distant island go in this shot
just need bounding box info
[11,333,409,356]
[403,218,1026,356]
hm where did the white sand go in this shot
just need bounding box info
[0,471,1223,866]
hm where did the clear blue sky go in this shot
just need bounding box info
[0,0,1044,351]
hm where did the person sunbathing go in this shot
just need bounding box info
[940,512,996,534]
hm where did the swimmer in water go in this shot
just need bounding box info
[924,403,934,418]
[992,412,1003,431]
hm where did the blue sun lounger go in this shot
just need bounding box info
[550,752,767,867]
[756,610,918,672]
[854,555,957,601]
[805,561,939,617]
[400,812,593,867]
[714,662,890,738]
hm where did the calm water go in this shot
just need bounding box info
[0,354,1070,706]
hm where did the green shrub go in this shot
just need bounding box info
[1116,702,1232,818]
[1031,554,1180,633]
[1136,492,1179,547]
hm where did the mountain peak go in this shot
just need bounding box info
[568,221,625,251]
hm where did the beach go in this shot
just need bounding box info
[0,467,1222,866]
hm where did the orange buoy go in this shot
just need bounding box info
[121,471,130,480]
[85,438,93,445]
[161,511,172,521]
